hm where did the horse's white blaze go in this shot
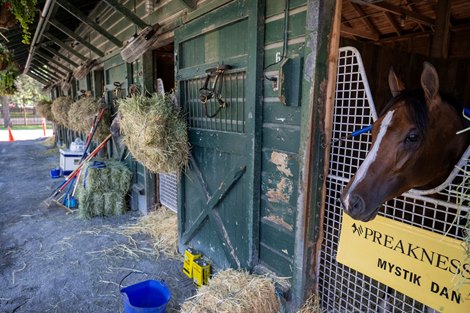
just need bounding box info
[345,110,395,206]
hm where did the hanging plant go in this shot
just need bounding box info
[0,43,14,70]
[0,62,19,95]
[5,0,38,44]
[0,2,16,30]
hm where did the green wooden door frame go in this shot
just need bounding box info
[291,0,340,310]
[176,0,265,269]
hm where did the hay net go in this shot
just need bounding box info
[51,96,73,127]
[118,93,189,174]
[36,99,54,122]
[68,97,110,142]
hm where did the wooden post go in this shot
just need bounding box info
[431,0,451,59]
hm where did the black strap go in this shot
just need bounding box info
[199,65,232,118]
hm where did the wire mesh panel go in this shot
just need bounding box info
[319,47,470,313]
[159,173,178,212]
[182,70,246,133]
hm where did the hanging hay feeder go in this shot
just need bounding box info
[181,269,280,313]
[73,58,96,80]
[51,96,73,127]
[121,24,160,63]
[118,93,189,174]
[36,99,54,122]
[76,158,132,219]
[68,97,110,142]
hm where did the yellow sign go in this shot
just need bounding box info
[337,213,470,313]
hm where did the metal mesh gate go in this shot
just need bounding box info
[318,47,470,312]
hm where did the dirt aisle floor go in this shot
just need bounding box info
[0,139,195,313]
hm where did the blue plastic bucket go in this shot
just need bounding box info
[50,168,61,178]
[120,280,171,313]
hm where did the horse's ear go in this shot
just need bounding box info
[420,62,440,104]
[388,67,405,97]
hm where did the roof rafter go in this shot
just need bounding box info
[101,0,148,29]
[43,32,87,61]
[35,50,72,73]
[56,0,123,48]
[350,0,435,28]
[48,19,105,57]
[41,45,79,68]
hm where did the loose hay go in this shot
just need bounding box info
[36,99,54,121]
[297,293,323,313]
[76,158,132,219]
[180,269,280,313]
[68,97,110,141]
[51,96,73,127]
[119,206,179,258]
[118,93,189,174]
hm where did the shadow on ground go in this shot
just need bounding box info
[0,139,195,313]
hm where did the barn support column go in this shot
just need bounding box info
[292,0,340,310]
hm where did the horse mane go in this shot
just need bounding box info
[379,90,469,134]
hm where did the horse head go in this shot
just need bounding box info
[340,62,470,222]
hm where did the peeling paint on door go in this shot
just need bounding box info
[266,176,293,203]
[271,151,293,177]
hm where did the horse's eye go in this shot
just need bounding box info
[405,133,419,143]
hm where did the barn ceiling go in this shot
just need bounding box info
[341,0,470,59]
[2,0,470,85]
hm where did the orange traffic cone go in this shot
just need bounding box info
[42,118,46,136]
[8,126,14,142]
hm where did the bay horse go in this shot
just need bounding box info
[340,62,470,222]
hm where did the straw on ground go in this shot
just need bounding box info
[181,269,280,313]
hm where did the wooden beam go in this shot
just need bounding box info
[41,45,79,67]
[431,0,451,59]
[350,2,380,40]
[101,0,148,29]
[26,72,51,85]
[32,58,67,77]
[56,0,123,48]
[350,0,435,28]
[30,69,55,83]
[384,11,402,36]
[30,65,60,81]
[43,32,87,61]
[341,24,379,41]
[36,50,72,73]
[175,0,197,10]
[48,19,105,57]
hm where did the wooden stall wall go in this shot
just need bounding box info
[259,0,307,279]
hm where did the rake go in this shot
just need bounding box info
[42,134,112,209]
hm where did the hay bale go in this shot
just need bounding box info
[180,269,280,313]
[36,99,54,121]
[76,158,132,219]
[51,96,73,127]
[118,93,189,174]
[120,206,179,258]
[68,97,111,142]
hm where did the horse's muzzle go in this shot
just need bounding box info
[340,193,376,221]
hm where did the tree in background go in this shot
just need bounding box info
[1,74,50,127]
[11,74,49,107]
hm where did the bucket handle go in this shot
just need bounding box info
[119,270,166,289]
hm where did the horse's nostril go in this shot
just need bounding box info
[349,194,365,214]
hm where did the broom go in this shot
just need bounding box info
[42,134,112,208]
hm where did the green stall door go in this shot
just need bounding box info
[176,0,264,269]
